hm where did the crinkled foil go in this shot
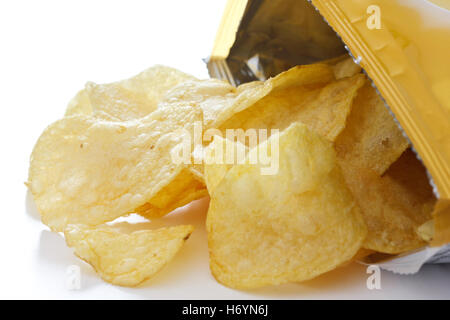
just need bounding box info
[209,0,346,85]
[207,0,450,268]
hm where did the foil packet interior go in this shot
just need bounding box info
[208,0,346,85]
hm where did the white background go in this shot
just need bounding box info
[0,0,449,299]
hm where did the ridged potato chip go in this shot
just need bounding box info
[335,81,409,175]
[28,104,201,231]
[66,65,196,120]
[339,149,436,253]
[64,224,194,287]
[207,123,366,289]
[219,73,365,142]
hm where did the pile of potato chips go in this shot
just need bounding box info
[28,57,436,288]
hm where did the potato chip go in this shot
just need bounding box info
[159,64,334,131]
[351,248,375,262]
[65,89,92,116]
[207,123,366,289]
[219,73,365,142]
[28,104,202,232]
[160,78,237,129]
[332,57,362,79]
[64,224,193,287]
[63,67,205,221]
[320,53,349,66]
[417,220,434,242]
[137,188,208,220]
[67,65,196,120]
[335,81,409,175]
[30,59,439,290]
[189,165,205,181]
[339,149,436,254]
[136,168,208,219]
[157,64,336,137]
[213,64,336,128]
[204,135,248,193]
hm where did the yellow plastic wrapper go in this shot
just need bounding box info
[208,0,450,259]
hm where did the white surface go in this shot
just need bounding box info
[1,0,449,300]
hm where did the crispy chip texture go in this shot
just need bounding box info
[335,81,409,174]
[161,64,335,131]
[207,123,366,289]
[219,73,365,142]
[216,64,335,128]
[204,135,248,193]
[63,66,206,221]
[65,89,92,116]
[417,220,434,242]
[66,65,196,120]
[332,57,362,79]
[64,224,193,287]
[29,61,436,289]
[136,168,208,219]
[339,149,436,253]
[28,104,201,231]
[160,79,236,129]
